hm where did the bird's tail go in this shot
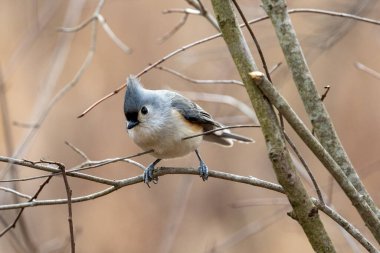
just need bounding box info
[220,132,254,143]
[203,130,254,146]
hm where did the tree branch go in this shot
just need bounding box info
[78,8,380,118]
[251,71,380,243]
[56,162,75,253]
[0,162,375,252]
[261,0,380,219]
[0,175,53,237]
[0,167,284,211]
[211,1,336,252]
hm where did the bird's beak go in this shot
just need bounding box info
[127,120,139,130]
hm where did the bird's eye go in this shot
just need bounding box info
[141,106,148,115]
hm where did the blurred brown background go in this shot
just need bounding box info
[1,0,380,252]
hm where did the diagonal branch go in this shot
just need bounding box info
[0,175,53,237]
[251,71,380,243]
[261,0,380,219]
[211,1,336,252]
[78,8,380,118]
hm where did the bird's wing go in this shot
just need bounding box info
[169,92,253,146]
[169,92,220,129]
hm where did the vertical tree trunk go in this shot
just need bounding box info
[211,1,336,252]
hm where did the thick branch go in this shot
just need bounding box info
[261,0,380,218]
[211,1,336,252]
[251,71,380,243]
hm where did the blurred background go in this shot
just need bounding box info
[1,0,380,252]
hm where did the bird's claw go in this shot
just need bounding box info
[198,161,209,181]
[143,164,158,187]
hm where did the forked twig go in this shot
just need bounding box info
[0,175,53,237]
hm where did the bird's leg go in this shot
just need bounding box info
[144,159,161,187]
[195,149,208,181]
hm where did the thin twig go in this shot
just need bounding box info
[0,160,376,252]
[0,175,53,237]
[77,32,222,118]
[159,12,189,43]
[320,85,331,101]
[269,62,282,74]
[163,8,201,15]
[288,8,380,26]
[231,0,272,82]
[0,187,31,200]
[78,9,380,118]
[55,162,75,253]
[155,66,243,85]
[65,141,89,160]
[0,1,97,181]
[229,198,289,208]
[97,14,132,53]
[313,199,379,253]
[284,132,325,204]
[207,208,287,253]
[181,92,258,123]
[12,121,39,128]
[355,62,380,80]
[0,150,152,184]
[0,168,284,211]
[57,16,95,32]
[185,0,220,31]
[182,124,259,140]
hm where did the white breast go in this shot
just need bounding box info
[128,109,203,159]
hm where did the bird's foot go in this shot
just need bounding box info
[143,159,161,187]
[198,160,209,181]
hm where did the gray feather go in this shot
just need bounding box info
[170,93,253,146]
[170,93,218,128]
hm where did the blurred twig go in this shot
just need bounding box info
[155,66,243,85]
[0,0,87,187]
[206,208,286,253]
[79,9,380,118]
[229,198,289,208]
[0,175,53,237]
[1,67,37,252]
[185,0,219,31]
[287,8,380,26]
[0,187,31,200]
[159,10,190,43]
[159,0,219,42]
[355,62,380,80]
[58,0,131,53]
[181,92,258,124]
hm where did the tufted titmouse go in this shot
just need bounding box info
[123,76,253,185]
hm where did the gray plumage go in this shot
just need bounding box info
[124,76,252,149]
[123,75,253,184]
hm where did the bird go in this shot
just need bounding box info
[123,76,253,186]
